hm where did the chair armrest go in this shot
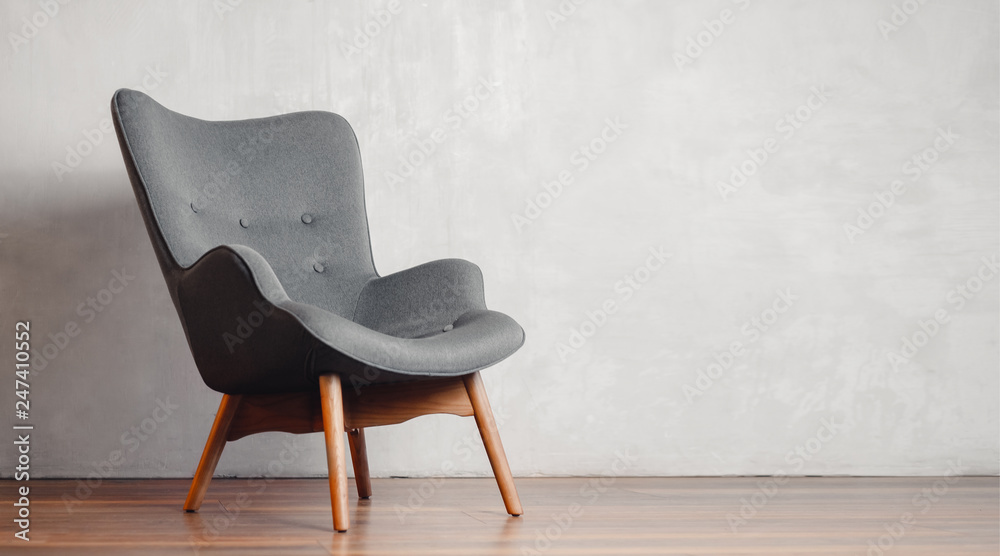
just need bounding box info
[352,258,488,338]
[173,248,513,392]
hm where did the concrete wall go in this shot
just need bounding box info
[1,0,996,480]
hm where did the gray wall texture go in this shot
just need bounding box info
[1,0,997,481]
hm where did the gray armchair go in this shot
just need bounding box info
[110,89,524,532]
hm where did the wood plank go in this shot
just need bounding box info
[226,392,322,441]
[343,376,474,430]
[3,477,997,555]
[223,377,476,441]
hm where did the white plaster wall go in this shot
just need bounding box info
[0,0,996,480]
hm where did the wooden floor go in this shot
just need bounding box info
[2,477,997,555]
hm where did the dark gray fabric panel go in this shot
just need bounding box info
[111,89,525,395]
[175,245,316,393]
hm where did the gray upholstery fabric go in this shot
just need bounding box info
[111,89,524,394]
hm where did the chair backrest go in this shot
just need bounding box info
[111,89,376,318]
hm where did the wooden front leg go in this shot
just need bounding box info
[184,394,242,512]
[319,374,350,532]
[463,372,522,516]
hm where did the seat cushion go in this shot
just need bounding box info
[303,308,525,389]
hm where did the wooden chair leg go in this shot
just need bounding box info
[184,394,242,512]
[319,374,350,532]
[348,428,373,499]
[462,372,523,516]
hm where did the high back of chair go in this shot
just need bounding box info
[111,89,376,318]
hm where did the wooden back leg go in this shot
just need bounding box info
[348,428,373,499]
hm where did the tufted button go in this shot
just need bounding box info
[239,218,249,228]
[313,262,325,273]
[301,214,313,224]
[191,202,198,213]
[443,324,454,332]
